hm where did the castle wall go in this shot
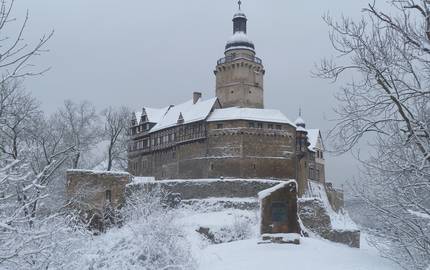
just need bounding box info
[128,179,282,200]
[130,119,297,181]
[206,120,296,179]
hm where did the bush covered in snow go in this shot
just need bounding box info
[75,188,196,270]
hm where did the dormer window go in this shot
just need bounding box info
[141,115,147,123]
[177,113,184,124]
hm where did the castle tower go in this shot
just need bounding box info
[214,1,265,109]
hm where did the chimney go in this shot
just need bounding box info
[193,92,202,104]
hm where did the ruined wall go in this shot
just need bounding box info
[66,170,131,211]
[298,198,360,248]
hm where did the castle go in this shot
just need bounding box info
[127,3,325,196]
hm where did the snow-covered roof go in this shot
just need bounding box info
[307,129,321,152]
[233,12,246,19]
[294,116,305,126]
[225,32,255,52]
[296,126,307,132]
[227,32,253,45]
[207,107,296,127]
[134,107,169,124]
[258,180,297,201]
[149,97,218,133]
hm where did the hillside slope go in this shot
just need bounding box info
[197,236,401,270]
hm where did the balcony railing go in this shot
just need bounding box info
[217,55,262,65]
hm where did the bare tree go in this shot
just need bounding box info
[59,100,100,169]
[0,0,53,84]
[0,79,40,160]
[101,106,130,171]
[317,1,430,269]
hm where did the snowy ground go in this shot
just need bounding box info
[197,236,401,270]
[176,198,401,270]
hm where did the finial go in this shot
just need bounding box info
[238,0,242,11]
[299,107,302,117]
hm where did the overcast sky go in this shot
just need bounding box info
[13,0,379,186]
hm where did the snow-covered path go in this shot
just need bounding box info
[198,237,401,270]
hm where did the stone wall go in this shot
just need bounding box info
[298,198,360,248]
[259,181,300,235]
[66,170,131,212]
[127,179,282,200]
[206,120,296,180]
[129,119,298,182]
[215,49,265,109]
[325,183,344,212]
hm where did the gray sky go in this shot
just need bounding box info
[15,0,376,186]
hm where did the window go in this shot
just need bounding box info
[217,123,224,129]
[105,190,112,203]
[276,125,282,130]
[257,123,263,129]
[320,152,324,159]
[268,124,273,129]
[271,202,288,222]
[248,122,255,128]
[210,163,214,170]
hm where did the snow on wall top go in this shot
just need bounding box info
[66,169,130,177]
[258,180,297,201]
[207,107,296,127]
[150,97,218,133]
[307,129,321,152]
[128,178,283,187]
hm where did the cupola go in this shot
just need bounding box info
[225,1,255,53]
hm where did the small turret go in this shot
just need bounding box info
[295,112,309,153]
[294,116,306,129]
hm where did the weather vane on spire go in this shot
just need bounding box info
[238,0,242,11]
